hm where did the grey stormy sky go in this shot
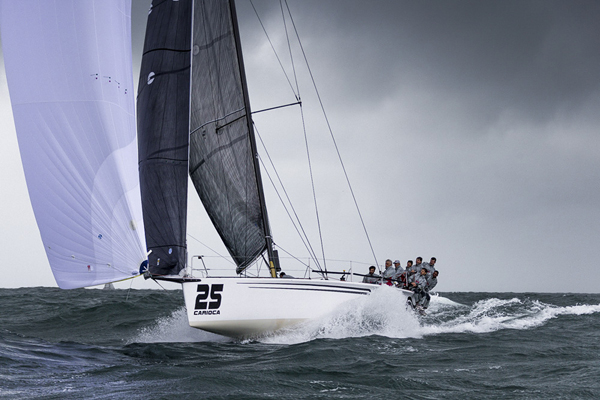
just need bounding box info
[0,0,599,292]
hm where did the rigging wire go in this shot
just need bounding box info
[249,0,298,100]
[248,0,378,273]
[187,233,236,266]
[125,278,134,301]
[273,244,311,268]
[279,0,300,98]
[152,279,168,291]
[259,156,321,271]
[254,124,323,271]
[298,103,328,273]
[273,0,328,273]
[248,2,330,273]
[283,0,379,267]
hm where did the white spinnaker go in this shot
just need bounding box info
[0,0,146,288]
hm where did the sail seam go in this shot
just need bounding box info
[140,158,187,163]
[143,143,189,159]
[195,30,232,52]
[142,47,191,56]
[142,66,190,80]
[188,134,246,176]
[190,107,245,134]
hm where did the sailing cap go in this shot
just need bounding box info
[394,260,400,264]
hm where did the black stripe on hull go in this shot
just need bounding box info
[245,286,371,295]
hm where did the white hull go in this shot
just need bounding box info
[182,277,413,338]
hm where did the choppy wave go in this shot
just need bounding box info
[256,287,600,344]
[422,296,600,336]
[129,288,600,345]
[3,288,600,399]
[131,307,228,344]
[13,287,596,346]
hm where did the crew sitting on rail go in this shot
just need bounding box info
[413,257,424,274]
[391,259,409,288]
[406,260,413,271]
[280,272,294,278]
[409,267,429,307]
[421,270,439,308]
[381,259,395,286]
[401,260,417,289]
[393,260,402,274]
[422,257,437,276]
[362,266,380,284]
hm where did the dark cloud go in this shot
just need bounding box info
[242,0,600,131]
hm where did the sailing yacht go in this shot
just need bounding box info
[1,0,413,339]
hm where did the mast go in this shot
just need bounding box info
[228,0,277,277]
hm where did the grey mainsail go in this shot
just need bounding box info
[189,0,270,273]
[137,0,192,276]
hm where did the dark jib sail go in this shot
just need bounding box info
[189,0,269,273]
[137,0,192,276]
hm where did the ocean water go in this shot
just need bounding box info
[1,287,599,399]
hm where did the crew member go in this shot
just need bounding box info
[393,260,402,274]
[392,260,406,288]
[381,259,395,285]
[382,259,395,278]
[413,257,424,272]
[410,267,428,307]
[403,260,416,288]
[423,257,437,276]
[421,270,439,309]
[362,266,380,284]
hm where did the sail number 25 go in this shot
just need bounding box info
[195,284,224,310]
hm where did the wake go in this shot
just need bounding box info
[261,289,600,344]
[129,288,600,345]
[421,296,600,336]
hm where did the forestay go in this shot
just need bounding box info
[0,0,146,288]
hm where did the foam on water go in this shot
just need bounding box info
[130,289,600,345]
[261,289,600,344]
[423,297,600,336]
[259,286,423,344]
[131,307,229,343]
